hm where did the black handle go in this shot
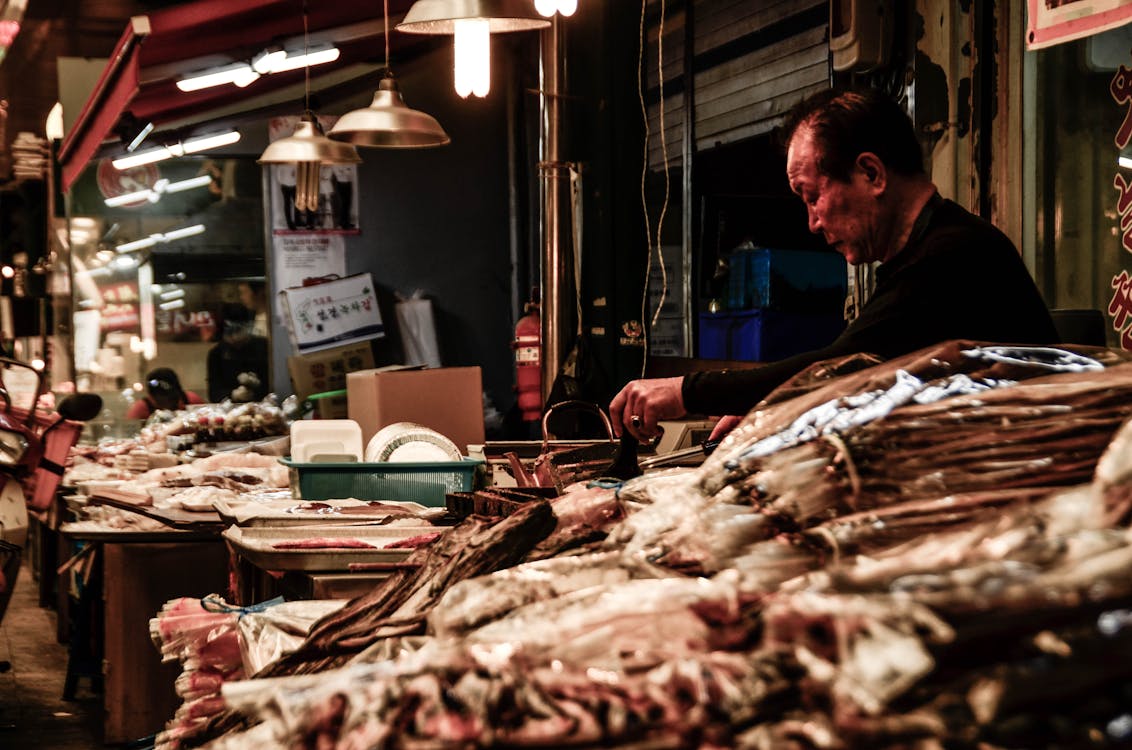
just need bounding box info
[607,432,641,481]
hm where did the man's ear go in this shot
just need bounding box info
[856,152,887,192]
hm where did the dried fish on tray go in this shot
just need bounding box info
[701,344,1132,520]
[166,343,1132,750]
[221,524,440,571]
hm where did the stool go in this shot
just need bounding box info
[61,542,103,700]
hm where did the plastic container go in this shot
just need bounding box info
[279,457,483,506]
[726,247,847,312]
[698,309,846,362]
[290,419,363,462]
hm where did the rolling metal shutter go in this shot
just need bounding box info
[644,0,830,170]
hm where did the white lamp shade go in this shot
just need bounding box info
[328,76,450,148]
[258,114,362,164]
[397,0,551,34]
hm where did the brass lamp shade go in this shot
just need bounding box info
[257,113,362,164]
[328,75,451,148]
[397,0,551,34]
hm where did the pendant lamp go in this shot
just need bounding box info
[258,3,361,211]
[259,113,361,212]
[328,0,449,147]
[396,0,550,99]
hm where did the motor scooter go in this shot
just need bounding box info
[0,357,102,631]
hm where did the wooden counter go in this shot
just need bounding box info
[102,539,228,743]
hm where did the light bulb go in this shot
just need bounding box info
[454,18,490,99]
[295,162,321,213]
[558,0,577,15]
[534,0,556,16]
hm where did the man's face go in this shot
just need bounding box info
[223,320,253,346]
[786,127,882,265]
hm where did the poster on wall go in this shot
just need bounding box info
[271,234,347,300]
[1027,0,1132,50]
[267,115,360,234]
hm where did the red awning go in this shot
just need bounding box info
[58,0,427,192]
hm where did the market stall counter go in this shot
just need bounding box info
[59,524,227,743]
[56,399,293,742]
[119,342,1132,750]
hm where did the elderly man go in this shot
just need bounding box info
[610,87,1059,442]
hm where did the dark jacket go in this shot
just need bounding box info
[682,196,1060,415]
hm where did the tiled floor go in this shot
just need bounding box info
[0,562,103,749]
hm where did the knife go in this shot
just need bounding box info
[637,439,720,470]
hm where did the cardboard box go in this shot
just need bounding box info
[287,341,375,400]
[347,366,485,454]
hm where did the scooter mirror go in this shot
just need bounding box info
[56,393,104,422]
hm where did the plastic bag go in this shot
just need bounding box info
[396,290,441,368]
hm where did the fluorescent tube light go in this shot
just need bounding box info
[1120,155,1132,170]
[252,48,288,74]
[104,175,214,207]
[163,224,206,241]
[271,46,340,72]
[112,145,176,170]
[115,223,205,253]
[176,45,339,93]
[112,131,239,170]
[126,121,155,152]
[177,62,259,92]
[159,299,186,311]
[114,236,157,253]
[104,188,155,207]
[182,131,241,153]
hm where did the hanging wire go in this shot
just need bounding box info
[652,0,670,331]
[303,0,312,112]
[636,0,671,377]
[636,0,652,377]
[384,0,392,73]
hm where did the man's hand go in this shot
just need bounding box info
[709,414,743,442]
[609,376,686,441]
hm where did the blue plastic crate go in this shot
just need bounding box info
[699,309,846,362]
[279,458,483,506]
[726,247,847,312]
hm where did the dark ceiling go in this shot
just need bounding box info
[0,0,427,181]
[0,0,143,176]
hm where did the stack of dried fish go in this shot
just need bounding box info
[182,500,556,746]
[175,342,1132,749]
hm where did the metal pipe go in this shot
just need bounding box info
[539,17,567,405]
[680,3,695,357]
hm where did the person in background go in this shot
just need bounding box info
[238,280,270,337]
[610,87,1060,443]
[125,367,205,420]
[207,303,270,403]
[330,164,355,230]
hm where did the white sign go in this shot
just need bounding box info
[271,233,347,316]
[280,272,385,354]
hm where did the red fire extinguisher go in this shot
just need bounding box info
[513,300,542,422]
